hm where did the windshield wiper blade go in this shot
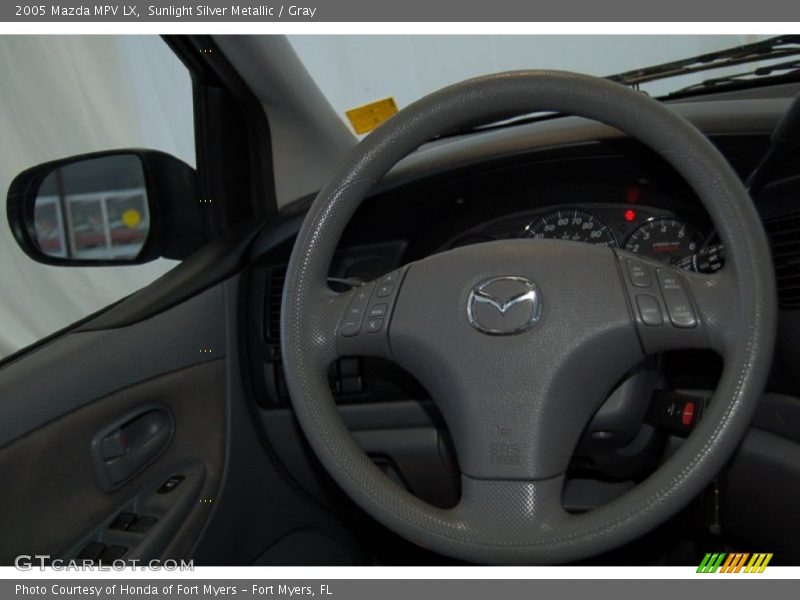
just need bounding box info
[607,35,800,88]
[665,59,800,97]
[432,36,800,141]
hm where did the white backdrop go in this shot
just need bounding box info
[0,36,194,359]
[289,35,768,134]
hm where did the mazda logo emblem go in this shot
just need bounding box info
[467,276,542,335]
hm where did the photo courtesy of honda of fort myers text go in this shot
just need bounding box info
[1,0,800,595]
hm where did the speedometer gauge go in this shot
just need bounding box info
[625,217,702,262]
[524,209,617,247]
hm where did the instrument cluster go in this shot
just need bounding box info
[447,204,706,263]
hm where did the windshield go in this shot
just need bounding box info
[289,35,792,134]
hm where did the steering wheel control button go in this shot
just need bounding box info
[366,318,384,333]
[369,303,387,317]
[636,294,663,326]
[657,270,697,328]
[340,282,375,337]
[627,259,652,287]
[381,270,401,285]
[467,276,542,335]
[337,268,407,358]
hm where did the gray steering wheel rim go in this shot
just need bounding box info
[280,70,777,564]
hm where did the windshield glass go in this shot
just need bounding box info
[289,35,785,134]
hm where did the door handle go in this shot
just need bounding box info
[92,406,174,491]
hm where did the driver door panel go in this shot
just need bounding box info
[0,286,227,564]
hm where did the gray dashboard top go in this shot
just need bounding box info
[383,97,790,188]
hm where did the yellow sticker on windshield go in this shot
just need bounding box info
[346,97,398,135]
[122,209,142,229]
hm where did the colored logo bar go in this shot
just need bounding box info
[697,552,773,573]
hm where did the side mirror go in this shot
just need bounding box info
[7,150,204,265]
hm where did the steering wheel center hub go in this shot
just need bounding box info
[467,275,543,335]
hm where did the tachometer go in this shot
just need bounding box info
[624,217,702,262]
[524,209,618,247]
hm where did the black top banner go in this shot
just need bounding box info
[3,0,800,22]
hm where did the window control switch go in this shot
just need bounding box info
[109,512,137,531]
[129,516,158,534]
[99,545,128,563]
[76,542,106,562]
[157,474,185,494]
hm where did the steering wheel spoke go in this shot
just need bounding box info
[329,267,408,360]
[432,378,616,482]
[454,475,570,539]
[618,252,735,355]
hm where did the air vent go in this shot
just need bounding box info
[264,266,286,342]
[765,212,800,309]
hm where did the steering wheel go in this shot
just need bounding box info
[280,71,776,564]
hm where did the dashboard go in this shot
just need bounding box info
[244,93,800,558]
[332,148,720,267]
[249,128,800,417]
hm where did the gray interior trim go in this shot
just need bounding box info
[379,97,788,194]
[277,97,788,216]
[188,276,363,565]
[0,284,227,448]
[726,428,800,558]
[214,35,356,208]
[0,360,227,564]
[78,221,262,332]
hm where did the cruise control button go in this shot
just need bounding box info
[376,285,394,298]
[657,270,697,328]
[365,318,384,333]
[340,284,373,337]
[627,259,652,288]
[636,294,663,327]
[381,271,401,285]
[369,303,387,317]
